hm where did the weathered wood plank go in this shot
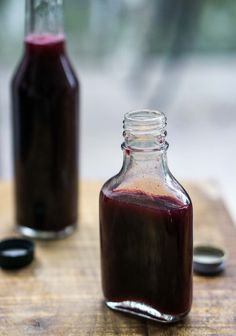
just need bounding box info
[0,181,235,335]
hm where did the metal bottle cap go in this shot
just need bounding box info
[193,245,227,275]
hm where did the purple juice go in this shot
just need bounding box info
[100,188,193,317]
[12,34,79,235]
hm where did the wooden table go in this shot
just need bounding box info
[0,181,236,335]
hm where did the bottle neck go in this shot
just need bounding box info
[25,0,64,37]
[123,109,168,152]
[122,146,169,177]
[121,109,170,177]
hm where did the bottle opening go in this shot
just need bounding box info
[123,109,168,151]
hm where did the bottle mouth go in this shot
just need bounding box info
[123,109,168,152]
[124,109,167,134]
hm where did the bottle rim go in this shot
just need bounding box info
[124,109,167,132]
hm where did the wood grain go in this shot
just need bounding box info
[0,181,235,335]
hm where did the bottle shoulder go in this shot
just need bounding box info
[11,52,79,94]
[11,55,27,87]
[59,53,79,89]
[100,171,192,207]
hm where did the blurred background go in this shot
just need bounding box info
[0,0,236,221]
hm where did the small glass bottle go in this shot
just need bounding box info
[99,110,193,323]
[11,0,79,239]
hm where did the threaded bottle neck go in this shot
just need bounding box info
[122,109,168,152]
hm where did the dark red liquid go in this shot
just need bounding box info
[11,34,79,232]
[100,189,193,316]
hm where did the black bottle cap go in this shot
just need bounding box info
[0,238,35,270]
[193,245,227,275]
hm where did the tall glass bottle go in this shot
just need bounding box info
[11,0,79,239]
[99,110,193,323]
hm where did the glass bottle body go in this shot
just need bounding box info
[11,0,79,239]
[99,110,193,322]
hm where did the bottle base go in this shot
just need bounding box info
[17,223,76,240]
[105,300,188,323]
